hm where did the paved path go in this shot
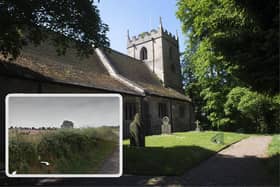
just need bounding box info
[144,136,276,186]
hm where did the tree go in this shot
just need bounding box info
[0,0,109,59]
[177,0,279,95]
[225,87,280,133]
[177,0,279,132]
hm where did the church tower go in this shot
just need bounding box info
[127,18,183,92]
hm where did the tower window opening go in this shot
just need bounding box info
[140,47,148,60]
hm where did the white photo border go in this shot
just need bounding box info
[5,93,123,178]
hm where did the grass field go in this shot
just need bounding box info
[8,126,118,174]
[265,135,280,183]
[123,131,247,175]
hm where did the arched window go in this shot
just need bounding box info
[140,47,148,60]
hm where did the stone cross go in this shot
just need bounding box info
[195,120,200,131]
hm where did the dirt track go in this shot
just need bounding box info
[98,146,119,174]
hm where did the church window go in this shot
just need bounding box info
[140,47,148,60]
[158,103,167,118]
[125,102,136,120]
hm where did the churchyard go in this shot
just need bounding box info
[8,126,119,174]
[124,131,247,175]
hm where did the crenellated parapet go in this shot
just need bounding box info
[127,26,178,48]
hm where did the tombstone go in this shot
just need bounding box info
[195,120,201,132]
[161,116,171,134]
[129,113,145,147]
[211,133,224,145]
[61,120,74,128]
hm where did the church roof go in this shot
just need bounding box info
[0,43,140,95]
[0,42,191,101]
[103,49,191,101]
[105,49,162,86]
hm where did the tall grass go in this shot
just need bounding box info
[9,127,118,174]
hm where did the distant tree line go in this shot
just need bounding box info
[9,126,58,130]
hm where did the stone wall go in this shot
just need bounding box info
[162,38,183,92]
[122,95,142,139]
[171,99,194,132]
[143,95,194,135]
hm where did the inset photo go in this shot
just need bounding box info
[5,94,122,177]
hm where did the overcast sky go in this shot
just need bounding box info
[7,95,120,128]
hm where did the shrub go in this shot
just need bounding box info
[9,127,118,173]
[9,140,37,173]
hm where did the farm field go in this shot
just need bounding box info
[123,131,247,175]
[8,126,119,174]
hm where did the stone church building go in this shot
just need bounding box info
[0,23,194,146]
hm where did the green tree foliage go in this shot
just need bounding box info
[177,0,279,132]
[0,0,109,59]
[177,0,279,94]
[225,87,280,133]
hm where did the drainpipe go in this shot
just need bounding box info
[170,99,173,132]
[152,38,155,73]
[133,44,136,58]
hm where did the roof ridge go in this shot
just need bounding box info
[95,48,145,95]
[104,47,163,85]
[106,47,146,64]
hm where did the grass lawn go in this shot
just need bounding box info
[268,135,280,156]
[264,135,280,183]
[123,131,247,175]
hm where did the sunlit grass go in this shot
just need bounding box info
[264,135,280,183]
[123,131,247,175]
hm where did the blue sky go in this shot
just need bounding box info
[97,0,186,53]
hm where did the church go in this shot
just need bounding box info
[0,22,194,139]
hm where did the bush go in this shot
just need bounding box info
[9,140,37,173]
[225,87,280,133]
[9,127,118,173]
[37,129,98,162]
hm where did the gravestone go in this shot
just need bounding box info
[195,120,201,132]
[211,133,224,144]
[129,113,145,147]
[161,116,171,134]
